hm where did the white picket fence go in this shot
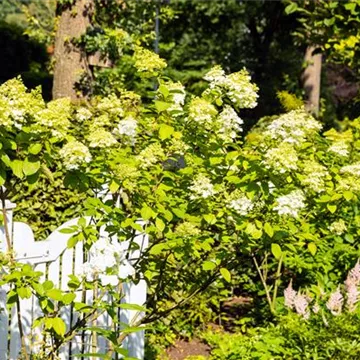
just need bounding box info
[0,199,148,360]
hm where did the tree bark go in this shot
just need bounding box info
[52,0,93,101]
[302,45,322,116]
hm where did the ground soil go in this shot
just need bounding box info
[165,295,253,359]
[165,338,211,360]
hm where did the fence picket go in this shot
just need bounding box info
[0,287,9,360]
[0,204,147,360]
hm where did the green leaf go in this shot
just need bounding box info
[62,293,76,305]
[141,205,155,220]
[73,354,110,359]
[23,158,40,176]
[308,243,317,256]
[323,17,335,26]
[158,84,170,98]
[149,243,167,255]
[202,261,216,271]
[77,217,87,228]
[1,153,11,167]
[159,124,174,140]
[52,317,66,336]
[11,160,23,178]
[172,208,185,219]
[28,143,42,155]
[119,303,146,312]
[264,223,274,238]
[46,289,63,301]
[0,167,5,186]
[154,101,172,113]
[155,217,165,232]
[252,229,263,239]
[327,204,337,213]
[271,243,282,260]
[285,2,298,14]
[17,287,31,299]
[60,227,78,234]
[43,280,54,290]
[203,214,216,225]
[220,268,231,283]
[343,191,353,201]
[215,98,223,106]
[109,180,120,193]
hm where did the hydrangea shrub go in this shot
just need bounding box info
[1,32,360,356]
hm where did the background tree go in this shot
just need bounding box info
[285,0,360,121]
[52,0,93,101]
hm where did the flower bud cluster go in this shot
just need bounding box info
[133,46,167,74]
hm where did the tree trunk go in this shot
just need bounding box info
[52,0,92,101]
[302,45,322,116]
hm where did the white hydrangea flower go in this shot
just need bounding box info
[189,174,216,200]
[225,70,259,109]
[188,97,217,127]
[88,128,117,148]
[263,109,322,145]
[113,116,138,145]
[96,94,124,118]
[76,107,92,122]
[329,219,347,235]
[329,141,349,157]
[263,143,298,173]
[99,274,119,287]
[340,163,360,177]
[218,105,243,141]
[274,190,306,217]
[175,222,201,238]
[11,109,25,128]
[337,177,360,193]
[169,138,189,155]
[81,237,135,286]
[35,98,72,138]
[59,140,92,170]
[165,82,186,113]
[203,65,227,87]
[228,192,254,216]
[301,161,329,193]
[268,181,276,194]
[137,143,165,169]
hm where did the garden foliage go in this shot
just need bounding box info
[1,16,360,359]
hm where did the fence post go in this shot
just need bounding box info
[0,198,16,359]
[0,199,16,252]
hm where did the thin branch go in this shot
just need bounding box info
[252,253,274,314]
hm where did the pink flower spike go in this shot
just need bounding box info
[347,260,360,286]
[294,292,310,319]
[284,280,297,309]
[326,286,343,316]
[345,281,359,312]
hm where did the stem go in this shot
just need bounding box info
[252,253,274,314]
[1,190,29,358]
[0,188,12,251]
[271,254,283,312]
[91,282,98,360]
[16,298,30,360]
